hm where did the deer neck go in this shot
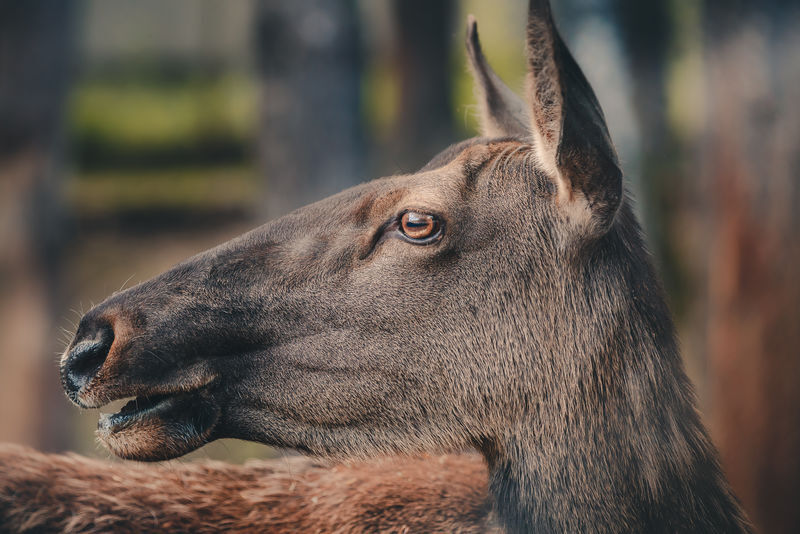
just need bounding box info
[472,212,750,532]
[482,342,751,534]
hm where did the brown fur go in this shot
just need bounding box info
[0,444,495,533]
[4,2,754,532]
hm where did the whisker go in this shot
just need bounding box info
[118,274,136,293]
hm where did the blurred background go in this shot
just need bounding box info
[0,0,798,532]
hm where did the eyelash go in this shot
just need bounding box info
[397,211,443,244]
[360,211,445,261]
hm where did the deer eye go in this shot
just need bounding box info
[399,211,442,243]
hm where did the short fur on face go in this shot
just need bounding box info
[58,2,752,532]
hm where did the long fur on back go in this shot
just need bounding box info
[0,444,495,533]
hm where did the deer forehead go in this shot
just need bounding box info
[358,142,523,220]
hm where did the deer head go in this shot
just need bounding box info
[60,2,749,532]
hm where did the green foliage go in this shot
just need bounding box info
[68,166,259,215]
[67,69,259,213]
[69,73,257,170]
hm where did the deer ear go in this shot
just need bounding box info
[465,16,530,139]
[526,0,622,232]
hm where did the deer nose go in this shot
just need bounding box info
[62,318,114,398]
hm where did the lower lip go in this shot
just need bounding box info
[98,393,178,432]
[95,387,220,461]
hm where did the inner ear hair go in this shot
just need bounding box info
[525,0,623,233]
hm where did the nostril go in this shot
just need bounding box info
[63,323,114,396]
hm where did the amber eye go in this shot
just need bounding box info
[400,211,441,242]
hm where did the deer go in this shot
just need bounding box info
[0,1,753,532]
[0,445,494,532]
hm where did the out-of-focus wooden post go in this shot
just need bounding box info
[703,1,800,532]
[254,0,364,219]
[0,0,75,449]
[388,0,455,172]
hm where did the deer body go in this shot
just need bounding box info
[0,445,496,533]
[3,1,751,532]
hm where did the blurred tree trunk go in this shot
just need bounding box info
[702,1,800,532]
[254,0,363,218]
[609,0,689,314]
[0,0,74,449]
[389,0,455,171]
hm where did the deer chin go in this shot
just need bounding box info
[96,388,220,461]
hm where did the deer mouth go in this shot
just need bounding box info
[95,385,220,461]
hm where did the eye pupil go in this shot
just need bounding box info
[400,212,440,241]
